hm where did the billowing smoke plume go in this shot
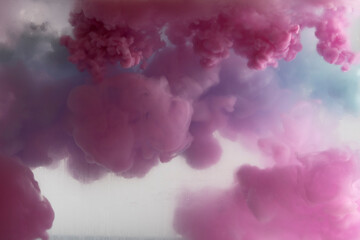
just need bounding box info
[67,73,193,177]
[0,156,54,240]
[61,0,358,80]
[1,0,360,239]
[175,149,360,240]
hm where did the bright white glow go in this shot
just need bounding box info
[33,137,261,238]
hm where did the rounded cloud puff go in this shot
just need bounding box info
[67,73,193,177]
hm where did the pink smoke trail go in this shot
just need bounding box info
[1,0,360,239]
[173,100,359,240]
[175,149,360,240]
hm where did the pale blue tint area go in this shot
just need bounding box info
[276,30,360,114]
